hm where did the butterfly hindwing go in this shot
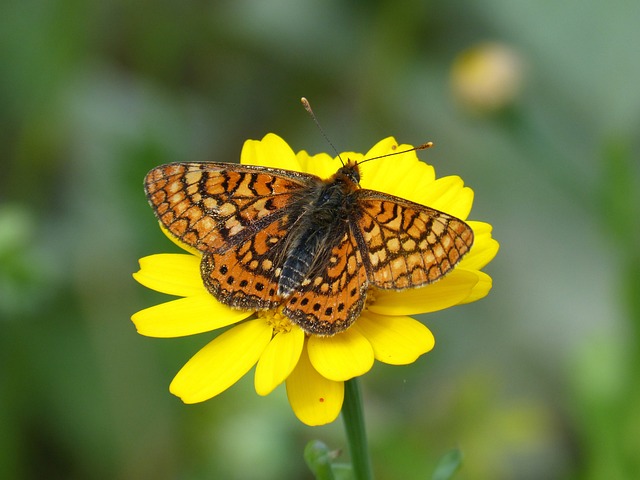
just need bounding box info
[283,229,368,335]
[200,215,294,310]
[353,190,474,289]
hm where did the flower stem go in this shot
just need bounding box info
[342,378,373,480]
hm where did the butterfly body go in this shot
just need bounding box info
[278,163,360,297]
[145,158,474,336]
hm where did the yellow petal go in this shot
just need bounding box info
[133,254,204,297]
[296,150,337,179]
[361,137,424,171]
[397,171,439,206]
[170,319,272,403]
[459,270,493,304]
[355,312,435,365]
[370,269,478,315]
[307,327,374,381]
[286,345,343,426]
[460,221,500,270]
[254,326,305,396]
[132,295,252,338]
[241,133,301,170]
[421,176,474,219]
[359,139,436,201]
[364,136,400,159]
[340,151,365,164]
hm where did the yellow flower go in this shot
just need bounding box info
[132,133,499,426]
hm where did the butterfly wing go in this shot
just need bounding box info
[144,162,317,252]
[145,162,320,309]
[282,229,369,335]
[200,214,293,310]
[353,190,474,289]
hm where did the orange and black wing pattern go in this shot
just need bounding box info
[353,189,474,290]
[145,162,317,309]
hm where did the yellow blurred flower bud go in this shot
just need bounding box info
[451,42,525,113]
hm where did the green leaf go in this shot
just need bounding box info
[431,448,463,480]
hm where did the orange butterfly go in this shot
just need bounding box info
[144,156,474,335]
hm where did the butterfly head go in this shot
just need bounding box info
[332,159,362,191]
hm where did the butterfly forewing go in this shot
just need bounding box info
[144,162,316,251]
[354,191,474,289]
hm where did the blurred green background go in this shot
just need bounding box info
[2,1,639,479]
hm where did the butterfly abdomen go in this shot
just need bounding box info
[278,236,317,297]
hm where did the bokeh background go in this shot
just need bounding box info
[2,1,639,479]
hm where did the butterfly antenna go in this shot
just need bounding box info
[357,141,434,165]
[301,97,345,166]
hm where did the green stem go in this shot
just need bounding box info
[342,378,373,480]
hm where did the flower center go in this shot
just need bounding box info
[257,306,295,335]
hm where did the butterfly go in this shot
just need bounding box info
[144,153,474,336]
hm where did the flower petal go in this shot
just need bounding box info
[307,327,374,381]
[459,270,493,304]
[132,295,252,338]
[286,345,343,426]
[170,319,272,403]
[460,221,500,270]
[364,136,401,159]
[420,176,474,219]
[296,150,337,179]
[359,138,437,202]
[254,326,305,396]
[370,269,479,316]
[355,312,435,365]
[133,254,204,297]
[241,133,301,170]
